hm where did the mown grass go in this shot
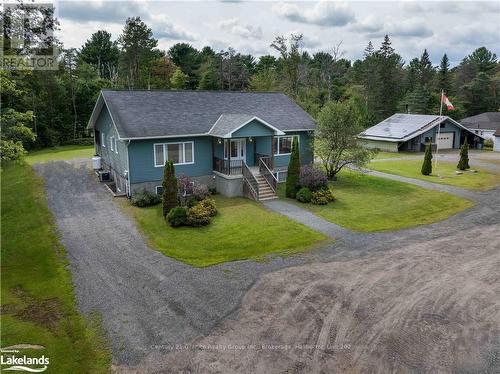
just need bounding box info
[25,145,94,164]
[368,159,500,190]
[278,170,474,232]
[119,196,328,267]
[1,162,111,373]
[372,151,420,159]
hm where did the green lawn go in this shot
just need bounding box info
[368,159,500,190]
[1,162,110,373]
[120,196,328,267]
[278,170,474,232]
[372,151,420,159]
[26,145,94,164]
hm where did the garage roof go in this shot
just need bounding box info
[358,113,483,142]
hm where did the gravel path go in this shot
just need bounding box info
[34,160,500,369]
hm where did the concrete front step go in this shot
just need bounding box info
[259,195,278,201]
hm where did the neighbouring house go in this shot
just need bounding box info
[460,112,500,146]
[358,113,485,152]
[87,90,315,200]
[494,129,500,152]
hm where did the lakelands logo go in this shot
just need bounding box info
[1,346,49,372]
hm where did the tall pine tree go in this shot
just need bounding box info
[286,137,300,198]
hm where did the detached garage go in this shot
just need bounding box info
[358,114,485,152]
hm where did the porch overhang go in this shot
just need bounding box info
[208,114,285,139]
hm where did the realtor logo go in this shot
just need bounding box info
[0,345,49,372]
[0,0,60,70]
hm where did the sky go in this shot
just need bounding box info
[56,0,500,66]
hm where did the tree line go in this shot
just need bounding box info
[1,5,499,160]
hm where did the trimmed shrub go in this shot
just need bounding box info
[286,136,300,198]
[199,198,217,217]
[193,183,210,201]
[186,204,211,226]
[131,190,161,207]
[296,187,313,203]
[484,138,493,149]
[299,165,328,191]
[421,141,433,176]
[457,139,470,170]
[162,161,178,217]
[167,207,187,227]
[186,196,198,208]
[311,188,335,205]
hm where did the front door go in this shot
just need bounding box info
[225,139,246,161]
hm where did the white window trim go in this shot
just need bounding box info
[110,136,114,151]
[114,138,118,154]
[154,141,195,168]
[101,133,106,147]
[274,135,299,156]
[155,186,163,195]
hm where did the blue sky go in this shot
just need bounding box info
[57,0,500,66]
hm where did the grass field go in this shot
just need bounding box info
[372,151,419,159]
[26,145,94,164]
[368,159,500,190]
[1,162,110,373]
[120,196,328,267]
[278,170,474,232]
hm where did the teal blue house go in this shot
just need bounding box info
[87,90,315,200]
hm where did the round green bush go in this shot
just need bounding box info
[311,188,335,205]
[186,204,211,226]
[199,198,217,217]
[167,207,187,227]
[296,187,312,203]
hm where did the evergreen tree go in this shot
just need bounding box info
[457,139,470,170]
[162,161,178,218]
[363,41,374,58]
[79,30,119,80]
[419,49,434,88]
[421,141,433,175]
[117,17,158,88]
[437,54,450,93]
[286,136,300,198]
[170,68,188,89]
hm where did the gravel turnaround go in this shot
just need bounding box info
[35,160,500,369]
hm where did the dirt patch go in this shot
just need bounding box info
[133,224,500,373]
[9,285,63,333]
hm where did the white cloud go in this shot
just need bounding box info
[150,14,197,41]
[272,1,355,27]
[218,18,263,39]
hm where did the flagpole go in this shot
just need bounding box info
[435,89,444,170]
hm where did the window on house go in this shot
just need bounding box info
[155,186,163,195]
[110,136,114,151]
[154,141,194,167]
[273,135,299,155]
[102,133,106,147]
[114,137,118,154]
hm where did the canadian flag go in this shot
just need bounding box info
[441,93,454,110]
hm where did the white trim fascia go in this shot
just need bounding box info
[121,133,209,141]
[283,128,315,132]
[223,116,285,138]
[86,92,104,130]
[207,114,224,135]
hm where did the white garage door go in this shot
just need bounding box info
[437,132,454,149]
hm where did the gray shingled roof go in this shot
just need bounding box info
[89,90,315,139]
[460,112,500,130]
[208,114,285,138]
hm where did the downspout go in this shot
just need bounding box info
[126,140,131,198]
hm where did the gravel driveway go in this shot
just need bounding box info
[35,160,500,368]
